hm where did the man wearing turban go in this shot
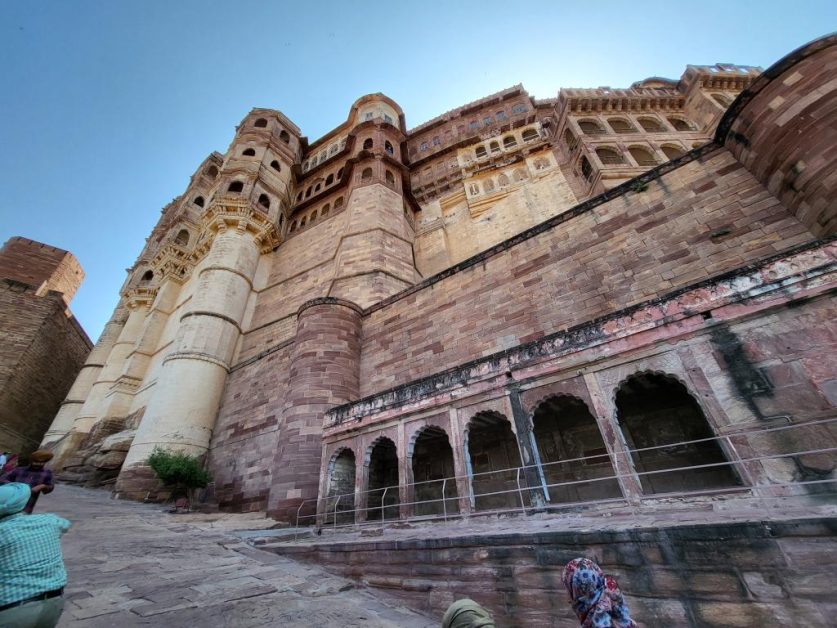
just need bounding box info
[1,450,55,514]
[0,483,70,627]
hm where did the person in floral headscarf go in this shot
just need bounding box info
[561,558,636,627]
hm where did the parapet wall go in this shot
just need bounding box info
[0,236,84,304]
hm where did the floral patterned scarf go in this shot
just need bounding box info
[562,558,637,627]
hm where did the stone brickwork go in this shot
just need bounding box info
[45,34,837,546]
[267,517,837,627]
[0,238,91,453]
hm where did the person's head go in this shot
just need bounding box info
[0,483,31,518]
[441,599,495,628]
[28,449,53,470]
[562,558,606,610]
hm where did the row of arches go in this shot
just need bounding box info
[323,373,740,522]
[472,128,539,161]
[576,115,695,137]
[302,138,347,172]
[288,196,344,234]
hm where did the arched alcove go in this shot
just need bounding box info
[614,372,740,494]
[410,426,458,516]
[366,437,399,520]
[466,412,521,511]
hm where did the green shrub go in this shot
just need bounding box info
[147,447,211,496]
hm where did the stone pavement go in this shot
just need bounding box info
[44,485,434,627]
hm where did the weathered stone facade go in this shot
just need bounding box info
[45,34,836,539]
[0,237,92,453]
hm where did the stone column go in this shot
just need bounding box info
[448,407,473,516]
[507,385,547,508]
[583,373,643,502]
[116,199,278,498]
[42,304,129,467]
[268,298,363,523]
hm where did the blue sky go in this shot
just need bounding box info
[1,1,834,342]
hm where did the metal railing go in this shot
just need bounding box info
[295,417,837,532]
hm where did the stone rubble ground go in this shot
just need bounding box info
[47,485,434,627]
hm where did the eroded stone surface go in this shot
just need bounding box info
[49,485,433,627]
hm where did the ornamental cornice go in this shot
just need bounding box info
[150,243,193,284]
[122,287,157,310]
[199,196,281,254]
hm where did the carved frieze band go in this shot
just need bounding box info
[197,196,281,254]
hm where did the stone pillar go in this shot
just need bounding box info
[116,199,278,498]
[448,407,473,516]
[507,385,547,508]
[42,304,128,466]
[583,373,643,502]
[268,298,363,523]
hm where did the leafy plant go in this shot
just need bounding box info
[147,447,211,500]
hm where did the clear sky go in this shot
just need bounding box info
[1,1,834,342]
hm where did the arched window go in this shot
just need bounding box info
[228,181,244,193]
[385,141,394,155]
[305,187,312,198]
[367,437,399,520]
[279,130,290,144]
[410,426,458,516]
[321,203,330,216]
[503,135,517,149]
[608,118,635,134]
[243,148,256,156]
[475,146,488,159]
[483,178,495,192]
[667,117,692,131]
[498,173,510,186]
[361,167,373,181]
[174,229,189,246]
[467,412,521,511]
[300,216,306,228]
[363,138,373,150]
[469,183,479,195]
[254,118,267,128]
[206,165,218,178]
[564,129,578,151]
[615,373,740,494]
[533,396,621,504]
[513,168,527,182]
[337,168,344,179]
[596,147,625,165]
[296,191,303,202]
[140,270,154,282]
[258,194,270,209]
[193,196,205,207]
[580,156,593,181]
[661,145,686,160]
[629,146,658,167]
[637,117,665,133]
[314,183,321,193]
[310,209,318,220]
[385,170,395,185]
[334,196,344,208]
[534,158,549,170]
[270,160,281,172]
[711,93,732,107]
[578,119,605,135]
[489,141,500,154]
[290,220,297,232]
[329,145,338,155]
[522,128,538,142]
[325,174,334,186]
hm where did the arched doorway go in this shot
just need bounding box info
[532,396,621,504]
[411,426,458,516]
[466,412,522,511]
[326,448,355,524]
[366,437,399,520]
[615,373,740,494]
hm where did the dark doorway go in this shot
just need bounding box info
[411,426,458,516]
[366,438,399,520]
[615,373,740,494]
[325,449,355,524]
[467,412,522,511]
[533,396,622,504]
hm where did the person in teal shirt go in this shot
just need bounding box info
[0,483,70,628]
